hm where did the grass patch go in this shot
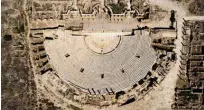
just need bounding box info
[109,3,125,14]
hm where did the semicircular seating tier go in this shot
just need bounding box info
[44,30,157,94]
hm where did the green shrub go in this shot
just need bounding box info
[109,3,126,14]
[14,24,25,33]
[188,0,204,15]
[3,34,12,41]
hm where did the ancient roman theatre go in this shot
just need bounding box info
[28,0,178,108]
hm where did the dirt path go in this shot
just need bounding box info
[23,0,41,107]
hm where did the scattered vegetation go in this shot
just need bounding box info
[188,0,204,15]
[1,0,37,109]
[38,99,61,110]
[109,3,126,14]
[176,76,188,88]
[67,104,83,110]
[3,34,12,41]
[14,23,25,33]
[131,0,145,11]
